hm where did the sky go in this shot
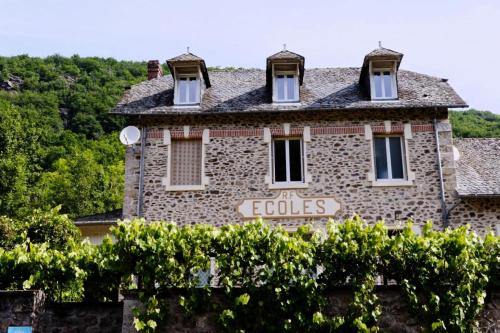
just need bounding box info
[1,0,499,113]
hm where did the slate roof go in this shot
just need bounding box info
[365,47,403,58]
[166,52,211,88]
[112,67,467,115]
[267,50,304,60]
[455,138,500,197]
[167,52,205,62]
[362,47,404,69]
[74,209,122,226]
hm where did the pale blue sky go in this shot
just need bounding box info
[1,0,499,113]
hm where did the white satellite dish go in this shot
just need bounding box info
[119,126,141,145]
[452,145,460,161]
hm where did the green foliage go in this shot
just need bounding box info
[450,109,500,138]
[0,217,498,333]
[383,223,490,332]
[316,217,386,332]
[17,206,81,250]
[214,221,319,332]
[0,216,16,249]
[0,55,144,218]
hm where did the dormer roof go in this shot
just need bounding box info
[166,52,211,88]
[361,47,403,69]
[266,50,305,87]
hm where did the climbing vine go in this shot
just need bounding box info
[382,223,490,332]
[0,217,498,332]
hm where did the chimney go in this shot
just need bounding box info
[147,60,163,80]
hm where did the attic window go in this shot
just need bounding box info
[273,64,299,103]
[370,61,397,100]
[174,67,200,105]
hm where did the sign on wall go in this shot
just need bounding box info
[236,190,340,219]
[8,327,32,333]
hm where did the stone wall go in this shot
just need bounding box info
[123,109,469,230]
[0,291,45,331]
[120,288,500,333]
[0,291,122,333]
[1,289,498,332]
[37,302,123,333]
[449,197,500,235]
[122,109,497,235]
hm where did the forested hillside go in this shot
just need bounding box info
[0,55,148,218]
[0,55,498,219]
[450,109,500,138]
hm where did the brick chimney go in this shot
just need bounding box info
[147,60,163,80]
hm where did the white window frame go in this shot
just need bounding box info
[161,128,210,191]
[272,64,299,103]
[264,125,311,189]
[369,61,398,100]
[373,136,406,181]
[174,72,201,106]
[365,123,415,187]
[272,137,304,185]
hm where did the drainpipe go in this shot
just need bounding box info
[137,125,146,218]
[433,118,448,228]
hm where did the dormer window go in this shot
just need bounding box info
[167,52,211,107]
[370,61,397,100]
[266,49,305,104]
[273,64,299,103]
[359,46,403,101]
[371,70,396,99]
[176,75,200,105]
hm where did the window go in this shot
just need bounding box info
[371,71,396,99]
[272,138,303,184]
[273,63,299,103]
[175,76,200,105]
[163,129,209,191]
[374,136,405,180]
[170,139,202,186]
[275,74,297,102]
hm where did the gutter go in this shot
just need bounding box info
[433,118,448,228]
[137,124,146,218]
[458,193,500,198]
[110,104,469,117]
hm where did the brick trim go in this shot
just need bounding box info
[310,126,364,135]
[147,124,433,139]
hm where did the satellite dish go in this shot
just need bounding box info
[452,145,460,161]
[120,126,141,145]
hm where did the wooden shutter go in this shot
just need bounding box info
[170,139,202,186]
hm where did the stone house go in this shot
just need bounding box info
[83,46,499,241]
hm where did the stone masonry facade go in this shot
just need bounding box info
[120,108,497,233]
[116,47,499,236]
[3,290,498,333]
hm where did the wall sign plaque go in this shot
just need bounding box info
[8,327,32,333]
[237,190,340,219]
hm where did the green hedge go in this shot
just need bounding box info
[0,217,498,332]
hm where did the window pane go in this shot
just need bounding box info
[389,137,404,179]
[188,78,198,103]
[374,138,388,179]
[276,76,285,100]
[373,72,383,98]
[286,75,295,100]
[288,139,303,182]
[178,79,188,103]
[383,72,393,98]
[273,140,287,182]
